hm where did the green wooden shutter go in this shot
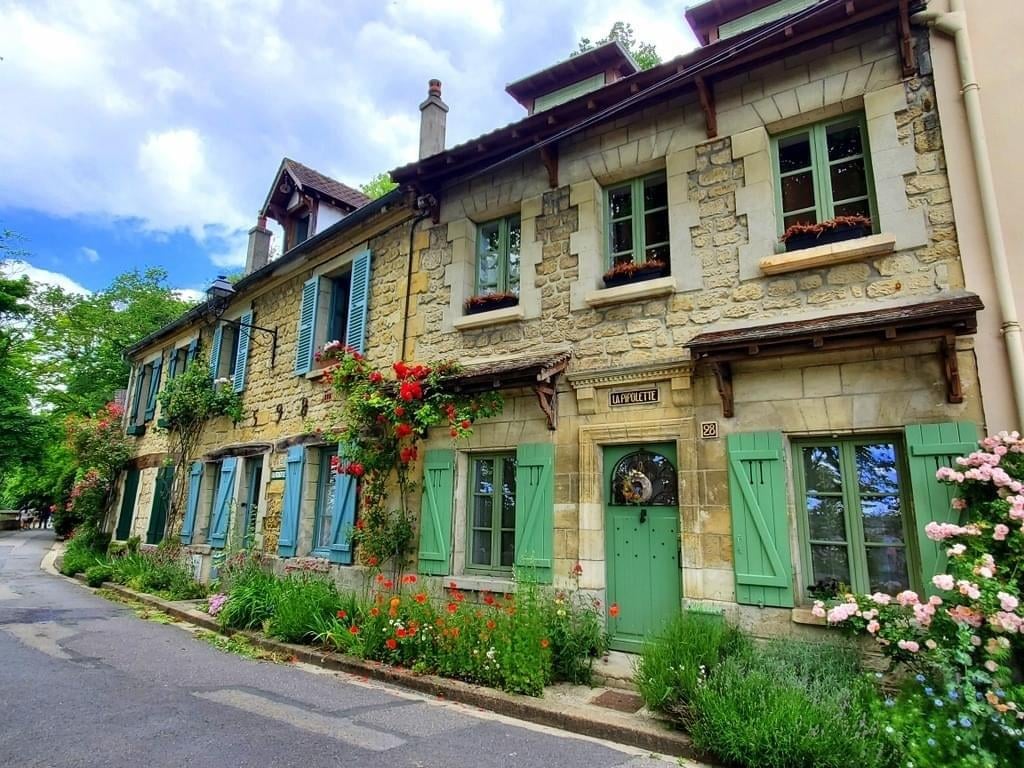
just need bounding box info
[115,468,141,541]
[208,458,237,548]
[180,461,203,545]
[418,449,454,575]
[147,466,173,545]
[328,461,357,565]
[514,443,555,583]
[186,338,198,367]
[904,421,979,594]
[727,432,794,608]
[144,359,162,421]
[129,365,145,424]
[277,446,305,557]
[233,311,253,393]
[344,250,372,354]
[209,324,224,378]
[294,277,319,375]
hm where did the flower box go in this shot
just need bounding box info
[464,292,519,315]
[602,260,669,289]
[125,424,146,437]
[780,215,872,253]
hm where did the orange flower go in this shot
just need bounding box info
[609,603,620,618]
[540,638,550,649]
[389,607,398,618]
[389,596,401,609]
[370,607,380,617]
[447,602,458,614]
[366,554,378,566]
[336,610,347,619]
[375,573,385,583]
[414,592,428,604]
[449,627,460,638]
[402,574,418,585]
[435,618,446,628]
[386,638,398,650]
[349,625,360,635]
[486,619,496,631]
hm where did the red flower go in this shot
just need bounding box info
[396,628,407,638]
[368,370,383,384]
[445,404,457,418]
[370,607,380,617]
[460,419,471,429]
[447,603,458,614]
[402,574,417,585]
[486,619,496,631]
[450,428,458,437]
[349,625,360,635]
[337,610,347,619]
[400,446,417,464]
[399,381,423,402]
[395,423,413,438]
[383,579,394,590]
[386,638,398,650]
[414,592,428,604]
[394,406,406,417]
[483,592,495,606]
[376,573,385,583]
[540,638,550,649]
[355,518,365,530]
[571,561,584,577]
[366,554,378,566]
[349,462,365,478]
[393,361,410,379]
[609,603,620,618]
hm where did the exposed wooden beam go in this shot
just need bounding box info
[695,75,717,139]
[897,0,917,77]
[540,145,559,189]
[711,362,734,419]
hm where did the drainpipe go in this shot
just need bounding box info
[400,194,435,361]
[913,0,1024,430]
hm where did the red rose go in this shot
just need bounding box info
[393,361,410,379]
[349,463,365,477]
[394,406,406,417]
[399,381,422,401]
[395,423,413,438]
[369,371,383,384]
[460,419,471,429]
[450,428,458,437]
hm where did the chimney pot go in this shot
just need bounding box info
[418,77,449,160]
[245,214,272,275]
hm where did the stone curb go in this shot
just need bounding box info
[78,578,704,761]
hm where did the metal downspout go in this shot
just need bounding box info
[913,0,1024,430]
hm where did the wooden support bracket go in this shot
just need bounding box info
[898,0,916,77]
[695,76,717,139]
[535,383,558,431]
[711,361,734,418]
[540,145,559,189]
[941,335,963,404]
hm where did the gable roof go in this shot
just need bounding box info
[260,157,372,216]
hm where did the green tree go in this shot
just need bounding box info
[360,172,398,200]
[575,21,661,71]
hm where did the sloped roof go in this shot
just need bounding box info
[261,158,372,215]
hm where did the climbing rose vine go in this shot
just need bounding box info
[815,431,1024,766]
[319,346,502,577]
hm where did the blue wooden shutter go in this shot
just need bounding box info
[418,449,454,575]
[727,432,794,608]
[208,458,237,548]
[144,359,162,422]
[277,446,305,557]
[167,349,178,380]
[294,277,319,375]
[181,461,203,545]
[514,443,555,583]
[344,250,372,354]
[209,324,224,378]
[904,422,979,595]
[186,338,198,367]
[328,453,357,565]
[233,311,253,393]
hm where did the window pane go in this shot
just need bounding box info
[833,200,870,219]
[473,458,494,494]
[477,222,500,291]
[608,186,632,218]
[778,133,812,172]
[861,496,904,544]
[855,444,899,495]
[611,219,633,255]
[317,476,335,547]
[781,171,815,214]
[783,211,817,229]
[500,531,515,567]
[644,209,669,247]
[810,544,850,585]
[806,496,847,542]
[826,122,863,161]
[471,529,492,566]
[643,176,668,210]
[865,545,909,594]
[802,446,842,493]
[645,245,670,265]
[830,158,867,203]
[507,218,521,295]
[472,496,492,529]
[501,457,517,529]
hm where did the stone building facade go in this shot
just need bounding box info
[114,0,993,648]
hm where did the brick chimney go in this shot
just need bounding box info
[418,79,448,159]
[245,215,272,275]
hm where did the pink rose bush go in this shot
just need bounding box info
[814,431,1024,765]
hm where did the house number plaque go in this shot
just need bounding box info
[609,387,660,407]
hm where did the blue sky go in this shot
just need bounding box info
[0,0,698,298]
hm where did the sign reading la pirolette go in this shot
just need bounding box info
[609,386,660,407]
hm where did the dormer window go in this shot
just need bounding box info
[293,212,310,247]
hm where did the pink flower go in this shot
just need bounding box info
[826,602,859,623]
[866,620,880,634]
[997,591,1019,612]
[897,639,920,653]
[896,590,920,607]
[993,524,1010,541]
[984,660,999,673]
[811,602,827,619]
[870,592,892,606]
[951,497,968,510]
[932,574,955,591]
[948,543,967,557]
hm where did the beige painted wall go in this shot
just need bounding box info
[927,0,1024,432]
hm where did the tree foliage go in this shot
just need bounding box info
[575,21,661,71]
[360,172,398,200]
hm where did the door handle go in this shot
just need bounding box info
[639,508,647,524]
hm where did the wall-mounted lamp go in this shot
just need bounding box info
[205,275,280,367]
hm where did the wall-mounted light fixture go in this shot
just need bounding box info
[205,275,280,367]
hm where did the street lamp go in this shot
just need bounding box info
[205,275,280,368]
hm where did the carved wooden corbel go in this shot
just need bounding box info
[711,361,734,418]
[941,335,963,404]
[540,145,559,189]
[695,76,718,139]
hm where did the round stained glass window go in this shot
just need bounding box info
[611,449,678,506]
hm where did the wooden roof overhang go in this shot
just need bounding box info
[689,293,984,417]
[390,0,917,196]
[443,350,572,430]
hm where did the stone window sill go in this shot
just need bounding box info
[186,544,212,555]
[791,607,828,626]
[584,276,675,308]
[452,304,524,331]
[448,574,515,594]
[759,233,896,276]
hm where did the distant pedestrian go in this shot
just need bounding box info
[20,510,32,530]
[40,507,52,529]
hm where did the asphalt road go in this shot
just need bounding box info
[0,530,673,768]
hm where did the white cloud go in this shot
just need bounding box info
[80,247,100,263]
[174,287,206,303]
[1,259,90,295]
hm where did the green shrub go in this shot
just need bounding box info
[635,610,748,712]
[84,564,113,587]
[545,589,608,685]
[267,574,341,644]
[218,564,281,631]
[59,535,105,576]
[687,640,892,768]
[107,549,206,600]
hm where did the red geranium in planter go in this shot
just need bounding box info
[780,215,872,252]
[601,259,669,288]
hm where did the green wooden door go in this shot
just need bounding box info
[242,460,263,550]
[146,466,173,545]
[604,442,681,652]
[115,468,140,541]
